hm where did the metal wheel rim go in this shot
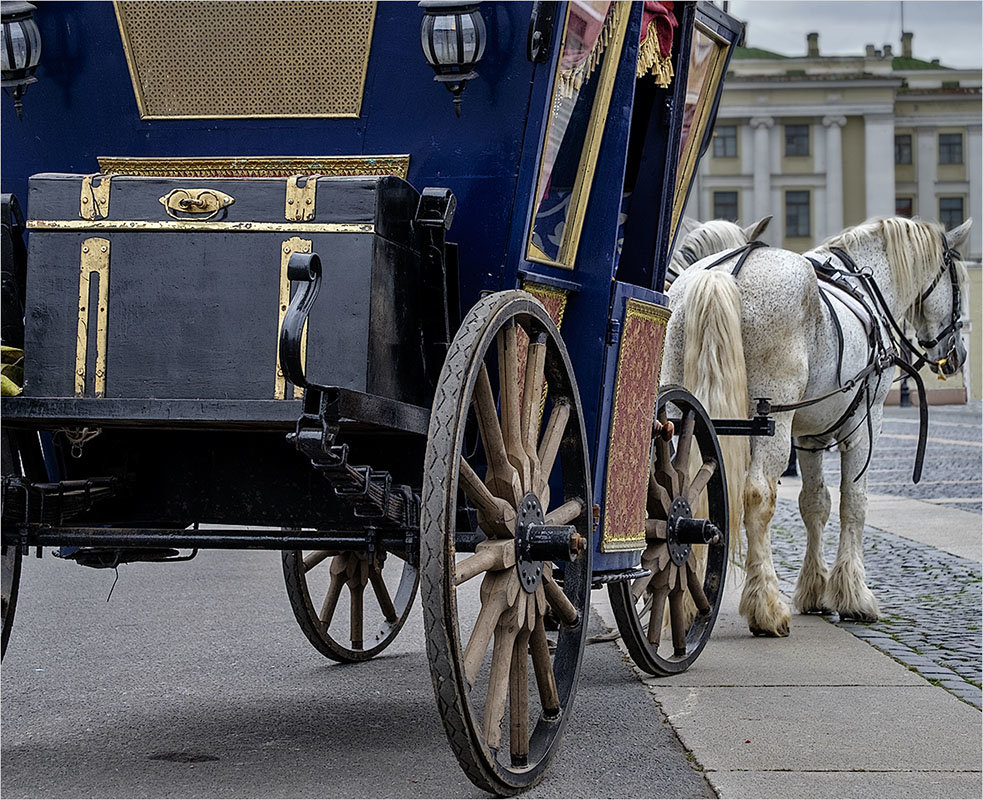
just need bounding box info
[610,386,728,676]
[283,548,418,663]
[421,291,592,794]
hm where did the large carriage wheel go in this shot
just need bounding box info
[2,430,33,660]
[609,386,728,676]
[282,548,418,662]
[422,291,592,795]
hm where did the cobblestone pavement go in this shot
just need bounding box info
[769,400,982,709]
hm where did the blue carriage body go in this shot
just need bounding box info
[1,1,743,571]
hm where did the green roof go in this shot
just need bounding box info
[892,56,951,70]
[734,46,788,60]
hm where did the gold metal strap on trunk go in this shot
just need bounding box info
[285,175,318,221]
[76,238,111,396]
[80,174,112,220]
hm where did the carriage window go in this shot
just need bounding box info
[668,21,731,238]
[526,1,631,269]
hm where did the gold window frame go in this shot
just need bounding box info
[114,1,377,120]
[669,20,732,239]
[525,2,632,271]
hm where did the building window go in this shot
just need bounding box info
[894,134,912,165]
[713,191,739,221]
[939,197,964,230]
[785,124,810,157]
[896,197,914,217]
[785,190,811,237]
[713,125,738,158]
[939,133,963,164]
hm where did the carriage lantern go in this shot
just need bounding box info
[419,1,486,117]
[1,0,41,119]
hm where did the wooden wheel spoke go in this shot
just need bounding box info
[463,577,508,689]
[672,411,696,473]
[498,322,531,491]
[520,333,547,495]
[685,459,717,506]
[302,550,333,573]
[536,400,570,497]
[542,570,579,628]
[648,473,672,518]
[644,518,667,541]
[474,365,522,507]
[630,574,649,601]
[647,567,670,645]
[368,566,398,623]
[668,588,687,656]
[349,579,365,649]
[544,498,583,527]
[459,457,516,537]
[483,618,519,750]
[685,563,712,615]
[454,539,516,586]
[318,563,346,627]
[509,630,532,765]
[529,618,560,717]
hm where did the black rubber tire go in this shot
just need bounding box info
[282,548,418,663]
[609,386,728,676]
[421,290,592,795]
[1,429,32,660]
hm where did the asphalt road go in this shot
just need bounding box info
[0,548,712,799]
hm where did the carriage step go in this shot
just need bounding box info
[1,476,118,526]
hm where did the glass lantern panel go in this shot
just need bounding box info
[430,15,461,65]
[526,1,630,269]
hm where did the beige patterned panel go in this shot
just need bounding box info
[115,1,376,118]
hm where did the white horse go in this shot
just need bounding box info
[663,216,971,636]
[667,216,772,285]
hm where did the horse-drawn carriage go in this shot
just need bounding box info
[1,1,751,792]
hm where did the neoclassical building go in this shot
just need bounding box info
[689,32,982,401]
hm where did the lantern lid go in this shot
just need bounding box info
[1,1,37,22]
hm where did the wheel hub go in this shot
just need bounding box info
[515,493,546,594]
[666,496,693,566]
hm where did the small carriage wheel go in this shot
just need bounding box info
[609,386,728,676]
[2,430,34,660]
[422,291,592,795]
[282,548,418,662]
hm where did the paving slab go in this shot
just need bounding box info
[709,770,983,799]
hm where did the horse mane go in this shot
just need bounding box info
[823,217,947,307]
[679,220,749,258]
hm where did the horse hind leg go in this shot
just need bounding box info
[793,447,832,614]
[824,439,880,621]
[738,414,793,637]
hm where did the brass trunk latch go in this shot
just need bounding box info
[285,175,318,221]
[80,174,112,220]
[158,188,235,220]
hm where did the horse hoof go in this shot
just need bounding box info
[749,622,790,638]
[838,610,878,623]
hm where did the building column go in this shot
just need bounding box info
[966,126,981,258]
[750,116,774,224]
[916,125,936,221]
[823,115,846,236]
[864,113,895,218]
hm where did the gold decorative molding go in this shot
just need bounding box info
[275,237,312,400]
[114,1,377,119]
[76,238,111,397]
[28,220,374,234]
[96,155,410,179]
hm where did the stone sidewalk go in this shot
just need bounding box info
[592,486,983,799]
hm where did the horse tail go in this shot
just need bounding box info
[681,270,750,561]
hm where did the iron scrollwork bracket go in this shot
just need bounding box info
[278,251,322,391]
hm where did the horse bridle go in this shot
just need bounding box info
[913,245,963,373]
